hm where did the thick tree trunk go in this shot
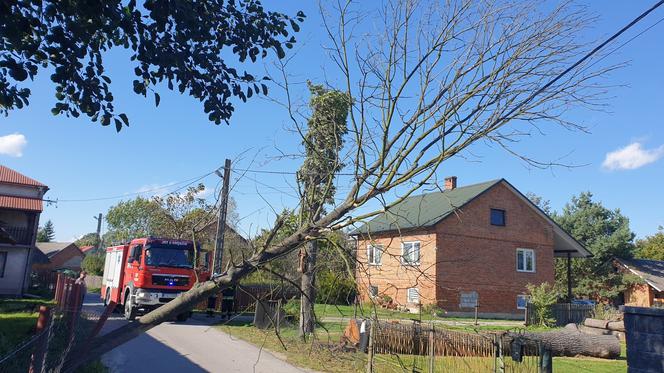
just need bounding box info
[299,240,318,337]
[508,324,621,359]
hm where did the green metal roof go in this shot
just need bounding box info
[352,179,502,235]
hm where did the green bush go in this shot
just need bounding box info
[591,304,621,321]
[526,282,559,327]
[421,303,445,317]
[283,298,300,322]
[81,254,105,276]
[315,270,356,305]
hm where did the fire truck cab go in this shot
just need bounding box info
[101,237,200,321]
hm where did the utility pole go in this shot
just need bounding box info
[213,159,232,275]
[94,213,103,251]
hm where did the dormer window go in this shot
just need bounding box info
[490,208,505,226]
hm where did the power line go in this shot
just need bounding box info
[47,169,218,203]
[580,14,664,75]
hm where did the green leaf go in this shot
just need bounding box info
[154,92,160,107]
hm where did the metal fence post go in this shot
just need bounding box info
[428,328,435,373]
[366,320,374,373]
[495,334,505,373]
[539,342,552,373]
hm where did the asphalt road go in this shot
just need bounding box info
[83,293,306,373]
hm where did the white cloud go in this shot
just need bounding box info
[0,133,27,157]
[602,142,664,171]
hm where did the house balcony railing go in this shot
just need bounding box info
[0,225,33,245]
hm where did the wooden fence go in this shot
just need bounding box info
[368,320,549,372]
[525,302,594,326]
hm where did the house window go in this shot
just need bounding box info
[367,245,383,265]
[490,209,506,226]
[516,295,530,310]
[369,286,379,298]
[0,251,6,277]
[407,288,420,303]
[401,241,420,265]
[516,248,535,272]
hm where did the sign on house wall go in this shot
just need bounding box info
[459,291,478,309]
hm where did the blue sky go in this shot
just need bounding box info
[1,1,662,242]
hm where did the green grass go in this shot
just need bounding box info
[0,311,40,356]
[0,298,56,356]
[313,303,518,324]
[217,319,627,373]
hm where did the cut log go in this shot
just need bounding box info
[343,319,361,345]
[508,324,620,359]
[584,318,609,329]
[607,321,625,332]
[578,325,625,342]
[583,318,625,332]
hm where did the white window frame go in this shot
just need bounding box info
[516,248,536,273]
[369,285,379,298]
[367,244,383,265]
[407,288,420,303]
[516,294,530,310]
[401,241,421,265]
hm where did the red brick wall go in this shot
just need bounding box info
[355,229,437,305]
[435,182,554,314]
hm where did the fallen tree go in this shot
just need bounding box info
[61,0,617,370]
[507,324,621,359]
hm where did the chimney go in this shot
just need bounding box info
[444,176,457,191]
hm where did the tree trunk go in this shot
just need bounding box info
[507,324,621,359]
[299,240,318,337]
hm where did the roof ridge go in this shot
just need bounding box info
[399,178,502,201]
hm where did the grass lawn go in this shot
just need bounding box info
[0,298,56,356]
[312,303,521,324]
[217,319,627,373]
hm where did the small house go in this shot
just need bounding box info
[32,242,84,272]
[614,258,664,308]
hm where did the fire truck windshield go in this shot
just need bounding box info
[145,246,193,268]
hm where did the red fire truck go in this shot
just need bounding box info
[101,237,207,321]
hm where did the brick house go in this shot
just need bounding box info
[32,242,84,272]
[351,177,591,318]
[0,165,49,296]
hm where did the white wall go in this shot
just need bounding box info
[0,247,30,295]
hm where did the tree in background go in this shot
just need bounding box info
[81,254,105,276]
[103,197,162,244]
[635,226,664,261]
[36,220,55,242]
[1,1,304,129]
[75,232,101,248]
[526,192,552,215]
[296,83,350,337]
[553,192,636,301]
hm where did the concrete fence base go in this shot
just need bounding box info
[621,306,664,373]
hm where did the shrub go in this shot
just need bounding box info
[421,303,445,317]
[526,282,560,327]
[283,298,300,322]
[315,270,357,305]
[81,254,105,276]
[591,303,622,321]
